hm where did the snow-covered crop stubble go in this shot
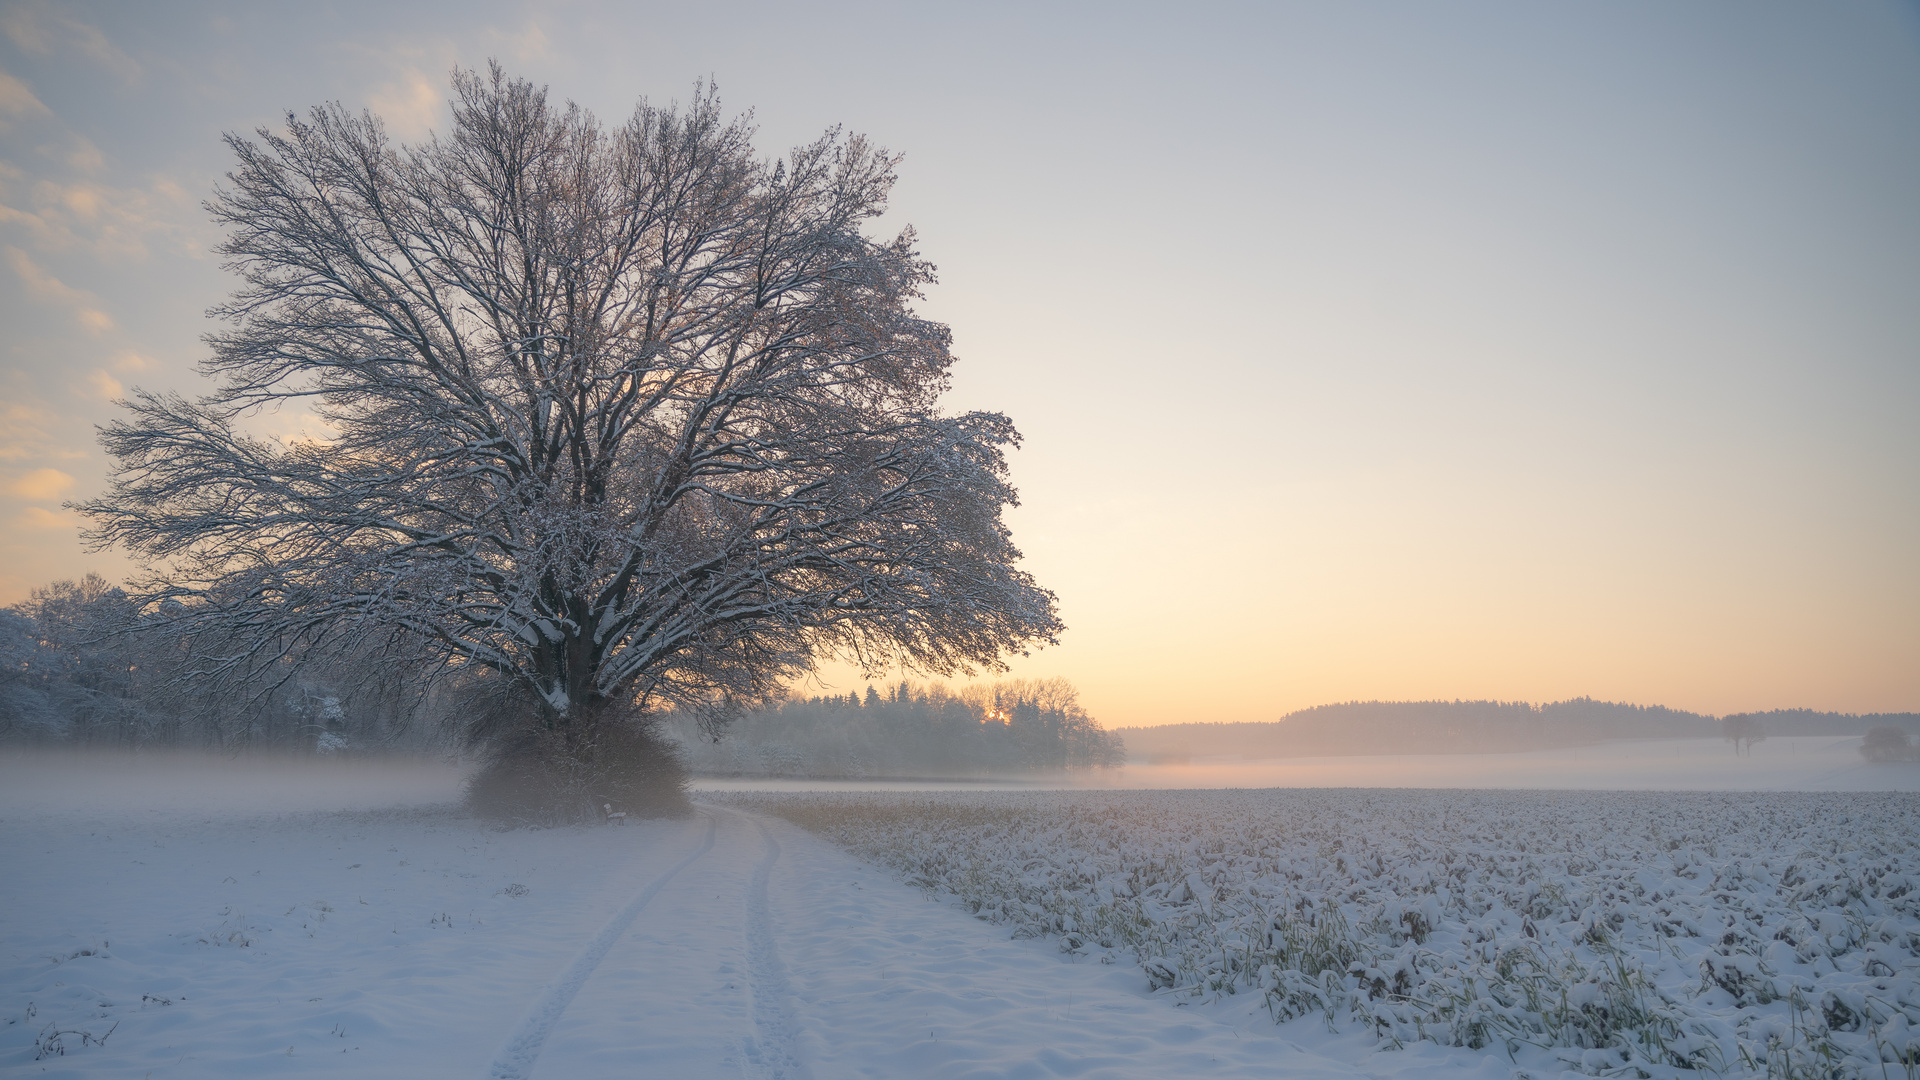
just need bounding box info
[727,789,1920,1079]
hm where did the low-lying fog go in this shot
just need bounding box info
[0,749,470,816]
[1090,735,1915,792]
[699,735,1912,792]
[3,735,1909,816]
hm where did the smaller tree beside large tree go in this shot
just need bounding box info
[81,65,1060,819]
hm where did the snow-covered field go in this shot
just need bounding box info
[5,748,1918,1079]
[731,787,1920,1079]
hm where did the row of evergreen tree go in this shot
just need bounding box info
[662,679,1125,776]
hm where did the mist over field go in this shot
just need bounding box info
[8,728,1917,816]
[1086,736,1920,793]
[0,750,470,816]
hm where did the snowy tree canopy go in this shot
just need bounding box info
[81,64,1060,732]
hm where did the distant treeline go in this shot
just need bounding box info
[1115,698,1920,762]
[662,679,1125,777]
[1718,708,1920,738]
[2,575,474,753]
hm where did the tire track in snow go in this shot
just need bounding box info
[484,810,717,1080]
[740,812,814,1080]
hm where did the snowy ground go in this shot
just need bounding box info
[4,746,1917,1079]
[1,756,1376,1079]
[735,788,1920,1079]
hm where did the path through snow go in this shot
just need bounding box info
[2,778,1437,1080]
[485,811,716,1079]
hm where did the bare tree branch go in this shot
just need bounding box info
[80,64,1060,745]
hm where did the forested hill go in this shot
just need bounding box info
[1716,709,1920,737]
[1113,699,1920,762]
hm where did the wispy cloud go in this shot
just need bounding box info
[18,505,82,530]
[0,170,194,259]
[482,19,554,64]
[0,401,87,463]
[6,467,74,500]
[366,67,444,141]
[1,2,141,84]
[4,245,113,332]
[256,405,340,449]
[335,38,463,143]
[85,369,121,399]
[0,65,51,128]
[59,134,103,173]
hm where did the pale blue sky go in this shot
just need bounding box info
[3,1,1916,724]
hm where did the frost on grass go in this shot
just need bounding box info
[726,789,1920,1078]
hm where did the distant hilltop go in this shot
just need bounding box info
[1111,699,1920,762]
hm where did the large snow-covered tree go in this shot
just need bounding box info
[81,66,1059,774]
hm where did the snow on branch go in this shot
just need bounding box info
[80,64,1059,731]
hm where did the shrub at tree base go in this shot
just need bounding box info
[466,723,690,826]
